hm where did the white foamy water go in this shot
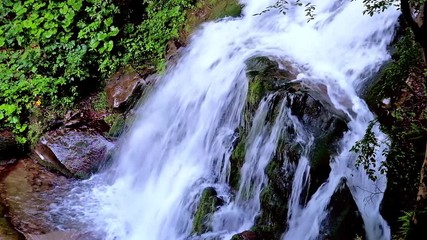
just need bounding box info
[58,1,399,239]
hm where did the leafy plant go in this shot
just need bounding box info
[0,0,195,143]
[397,210,415,238]
[351,119,388,181]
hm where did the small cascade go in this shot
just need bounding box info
[208,95,288,238]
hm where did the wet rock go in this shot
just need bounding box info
[0,130,22,162]
[244,56,297,114]
[34,128,114,178]
[319,182,364,240]
[25,230,93,240]
[231,231,259,240]
[0,159,72,235]
[106,65,149,111]
[0,202,25,240]
[105,113,126,138]
[234,56,349,239]
[287,93,348,197]
[192,187,223,234]
[63,110,110,133]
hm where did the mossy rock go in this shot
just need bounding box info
[253,185,288,240]
[105,113,126,138]
[319,182,364,239]
[192,187,222,234]
[181,0,243,42]
[229,136,246,190]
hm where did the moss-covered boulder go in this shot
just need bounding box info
[229,56,349,239]
[192,187,223,234]
[181,0,243,42]
[244,56,297,114]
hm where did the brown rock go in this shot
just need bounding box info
[34,128,114,178]
[25,230,93,240]
[240,231,259,240]
[0,159,71,235]
[106,65,147,110]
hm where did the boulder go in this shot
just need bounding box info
[319,182,364,240]
[192,187,223,234]
[0,159,71,235]
[106,65,150,110]
[0,130,22,162]
[0,202,25,240]
[34,128,114,178]
[25,230,93,240]
[231,231,259,240]
[230,56,348,239]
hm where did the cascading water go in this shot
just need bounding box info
[59,0,400,239]
[206,95,288,239]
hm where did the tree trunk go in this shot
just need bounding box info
[400,1,427,63]
[416,142,427,205]
[408,142,427,239]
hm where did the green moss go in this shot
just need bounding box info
[35,157,72,178]
[229,138,246,190]
[310,135,332,171]
[182,0,242,41]
[27,106,66,147]
[192,187,221,234]
[253,185,288,240]
[230,234,243,240]
[105,113,126,138]
[248,77,265,107]
[210,1,243,19]
[92,91,108,111]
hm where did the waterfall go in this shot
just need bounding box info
[59,0,399,239]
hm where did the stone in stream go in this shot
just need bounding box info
[34,128,114,179]
[0,159,99,239]
[0,159,70,235]
[0,200,25,239]
[192,187,223,234]
[25,230,93,240]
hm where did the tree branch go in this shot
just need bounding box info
[400,0,420,32]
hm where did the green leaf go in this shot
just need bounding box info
[109,26,119,37]
[60,5,69,15]
[68,0,82,11]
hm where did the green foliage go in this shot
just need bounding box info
[258,0,316,21]
[376,32,422,98]
[351,119,387,181]
[355,29,425,181]
[120,0,194,69]
[397,210,415,238]
[92,91,108,111]
[0,0,194,143]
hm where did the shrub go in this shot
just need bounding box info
[0,0,194,143]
